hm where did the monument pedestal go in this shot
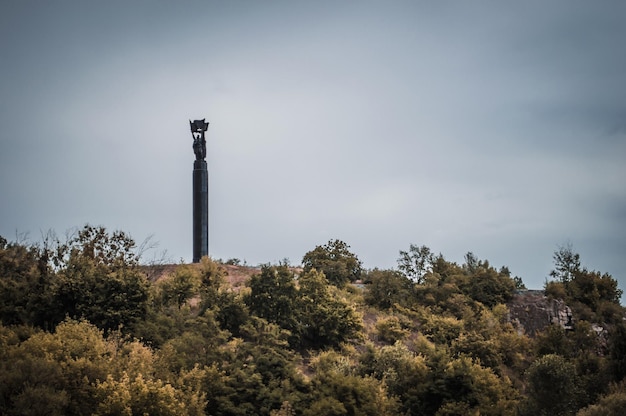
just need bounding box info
[193,159,208,263]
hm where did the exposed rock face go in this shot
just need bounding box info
[507,290,573,336]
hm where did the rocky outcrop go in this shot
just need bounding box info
[507,290,573,336]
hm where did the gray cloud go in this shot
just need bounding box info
[1,1,625,300]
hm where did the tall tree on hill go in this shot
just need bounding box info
[49,225,149,332]
[296,269,362,348]
[397,244,434,284]
[302,240,362,287]
[364,268,413,309]
[522,354,583,416]
[0,236,53,328]
[245,264,299,334]
[550,242,581,284]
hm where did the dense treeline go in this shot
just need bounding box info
[1,226,625,415]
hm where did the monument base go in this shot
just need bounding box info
[192,160,208,263]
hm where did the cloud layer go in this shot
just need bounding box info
[1,1,625,298]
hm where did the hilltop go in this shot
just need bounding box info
[1,228,625,415]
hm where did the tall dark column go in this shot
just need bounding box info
[190,119,209,263]
[193,159,208,262]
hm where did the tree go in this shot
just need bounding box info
[157,264,200,309]
[296,269,362,348]
[375,316,410,343]
[535,324,575,358]
[464,251,480,274]
[513,276,526,290]
[608,322,626,382]
[245,265,299,333]
[49,225,149,332]
[463,266,516,308]
[305,353,399,416]
[364,268,413,309]
[397,244,434,284]
[302,240,362,287]
[550,243,581,283]
[358,341,429,412]
[577,382,626,416]
[94,372,205,416]
[247,266,362,349]
[546,245,623,325]
[0,319,112,415]
[213,291,250,338]
[437,356,518,415]
[523,354,583,416]
[1,318,207,416]
[568,269,623,310]
[391,348,519,416]
[52,225,140,270]
[0,237,53,328]
[198,256,227,309]
[451,331,502,371]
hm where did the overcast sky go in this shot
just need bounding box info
[1,1,625,298]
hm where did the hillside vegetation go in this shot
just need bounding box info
[1,226,625,415]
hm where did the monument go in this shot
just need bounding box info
[190,119,209,263]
